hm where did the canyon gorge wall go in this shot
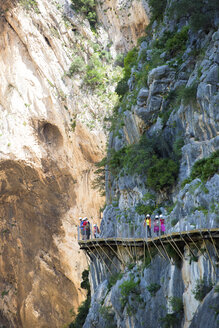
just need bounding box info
[0,0,149,327]
[84,0,219,327]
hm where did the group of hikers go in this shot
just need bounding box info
[144,214,165,237]
[79,214,165,240]
[79,217,100,240]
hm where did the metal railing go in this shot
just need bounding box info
[77,216,217,242]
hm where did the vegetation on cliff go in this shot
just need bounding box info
[69,270,91,328]
[70,0,97,28]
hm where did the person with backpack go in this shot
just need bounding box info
[93,224,100,238]
[160,214,165,235]
[154,215,159,236]
[144,214,151,238]
[79,217,84,240]
[83,217,90,240]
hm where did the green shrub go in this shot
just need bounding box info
[115,76,129,97]
[115,48,138,97]
[147,283,161,296]
[107,133,180,192]
[147,158,179,192]
[153,31,175,49]
[135,203,156,216]
[177,83,198,106]
[92,157,107,197]
[99,306,117,327]
[160,297,184,328]
[189,255,199,264]
[160,313,178,328]
[169,0,219,32]
[171,218,178,227]
[165,26,189,56]
[135,48,165,88]
[119,277,142,309]
[71,0,97,28]
[182,151,219,187]
[67,56,85,77]
[68,269,91,328]
[169,297,183,313]
[192,279,213,301]
[214,285,219,293]
[148,0,167,22]
[124,47,138,79]
[120,277,139,298]
[80,269,90,292]
[20,0,40,13]
[108,272,123,290]
[84,54,106,88]
[173,137,184,162]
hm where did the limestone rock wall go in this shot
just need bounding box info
[85,242,219,328]
[101,24,219,238]
[96,0,149,52]
[0,0,111,326]
[92,1,219,328]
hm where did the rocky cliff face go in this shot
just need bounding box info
[85,242,219,328]
[84,0,219,327]
[96,0,149,52]
[0,0,150,326]
[101,2,219,237]
[0,0,102,326]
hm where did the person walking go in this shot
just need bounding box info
[160,214,165,235]
[83,217,91,240]
[79,217,85,240]
[144,214,151,238]
[81,217,86,240]
[93,224,100,238]
[154,215,159,237]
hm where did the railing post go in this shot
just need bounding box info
[77,226,80,241]
[90,223,93,239]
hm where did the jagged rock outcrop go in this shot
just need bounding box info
[85,242,219,328]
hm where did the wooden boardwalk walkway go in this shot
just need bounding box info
[78,228,219,275]
[79,228,219,250]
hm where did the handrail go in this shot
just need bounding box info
[78,227,219,244]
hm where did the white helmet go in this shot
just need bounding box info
[155,215,159,218]
[160,214,163,218]
[82,217,87,221]
[79,217,82,220]
[94,224,97,227]
[146,214,150,217]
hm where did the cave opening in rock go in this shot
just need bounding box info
[40,122,63,148]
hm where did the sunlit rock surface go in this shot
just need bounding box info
[96,0,149,52]
[0,0,108,326]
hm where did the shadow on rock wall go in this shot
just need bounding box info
[0,159,78,327]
